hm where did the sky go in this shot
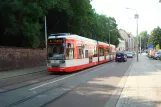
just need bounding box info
[91,0,161,36]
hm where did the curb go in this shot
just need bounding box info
[0,66,46,80]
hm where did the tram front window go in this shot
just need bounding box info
[47,44,64,60]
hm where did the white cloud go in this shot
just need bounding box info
[91,0,161,36]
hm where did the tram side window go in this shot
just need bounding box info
[109,48,112,55]
[66,43,74,60]
[84,45,88,58]
[85,50,88,58]
[93,46,98,57]
[91,46,95,56]
[78,47,84,59]
[106,48,110,56]
[100,48,104,56]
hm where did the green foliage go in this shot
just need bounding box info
[0,0,51,48]
[148,27,161,48]
[138,31,149,49]
[155,44,160,51]
[133,36,137,41]
[0,0,121,48]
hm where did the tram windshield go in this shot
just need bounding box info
[47,44,65,60]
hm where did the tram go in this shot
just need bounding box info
[47,33,116,72]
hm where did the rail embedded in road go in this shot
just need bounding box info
[0,59,133,107]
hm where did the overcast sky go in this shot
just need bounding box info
[91,0,161,36]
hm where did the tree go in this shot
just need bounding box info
[138,31,149,50]
[156,44,160,51]
[46,0,121,46]
[0,0,52,48]
[0,0,121,47]
[148,27,161,48]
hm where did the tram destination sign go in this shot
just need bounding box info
[48,38,63,44]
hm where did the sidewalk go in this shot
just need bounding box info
[116,55,161,107]
[0,66,46,79]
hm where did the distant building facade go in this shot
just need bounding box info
[118,29,135,51]
[127,32,135,51]
[118,29,128,51]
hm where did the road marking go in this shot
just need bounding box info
[29,62,115,91]
[29,74,76,90]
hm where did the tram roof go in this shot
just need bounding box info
[48,33,115,47]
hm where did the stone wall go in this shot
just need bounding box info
[0,47,47,71]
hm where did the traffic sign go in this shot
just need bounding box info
[148,44,154,49]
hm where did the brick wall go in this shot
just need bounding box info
[0,47,47,71]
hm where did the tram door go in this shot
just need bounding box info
[104,48,106,60]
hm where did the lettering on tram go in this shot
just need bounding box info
[48,39,63,44]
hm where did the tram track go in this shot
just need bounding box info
[0,69,46,80]
[3,62,116,107]
[5,84,63,107]
[0,62,117,107]
[0,71,63,93]
[0,70,48,87]
[0,61,115,94]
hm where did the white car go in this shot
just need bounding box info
[126,52,133,58]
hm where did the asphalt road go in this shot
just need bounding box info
[0,58,134,107]
[0,70,61,93]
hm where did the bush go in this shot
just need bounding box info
[159,56,161,60]
[147,53,150,58]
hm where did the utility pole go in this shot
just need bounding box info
[126,8,139,62]
[45,16,47,48]
[109,31,111,61]
[93,25,99,64]
[140,26,141,55]
[135,13,139,61]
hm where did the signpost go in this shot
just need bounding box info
[148,44,154,49]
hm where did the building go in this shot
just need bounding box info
[118,29,128,51]
[127,32,135,51]
[118,38,125,51]
[118,29,135,51]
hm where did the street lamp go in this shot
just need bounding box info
[126,8,139,62]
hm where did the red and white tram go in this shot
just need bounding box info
[47,33,116,73]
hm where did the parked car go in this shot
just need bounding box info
[154,50,161,60]
[115,52,127,62]
[151,50,157,59]
[126,51,133,58]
